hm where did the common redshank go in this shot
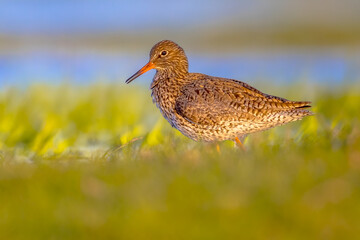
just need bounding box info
[125,40,312,145]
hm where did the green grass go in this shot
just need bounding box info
[0,83,360,239]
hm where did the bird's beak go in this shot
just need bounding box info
[125,61,155,84]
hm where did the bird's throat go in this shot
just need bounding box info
[150,69,187,89]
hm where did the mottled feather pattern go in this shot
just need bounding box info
[152,73,312,141]
[128,40,312,142]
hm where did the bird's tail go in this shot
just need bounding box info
[263,100,313,124]
[277,101,313,122]
[288,101,312,109]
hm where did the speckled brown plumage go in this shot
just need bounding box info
[126,40,312,142]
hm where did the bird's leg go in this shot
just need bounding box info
[216,143,221,153]
[234,137,246,151]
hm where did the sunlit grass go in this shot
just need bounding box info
[0,83,359,239]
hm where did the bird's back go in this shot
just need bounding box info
[172,73,312,141]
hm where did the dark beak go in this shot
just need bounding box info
[125,61,155,84]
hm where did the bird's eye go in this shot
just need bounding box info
[160,50,168,56]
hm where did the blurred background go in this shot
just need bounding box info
[1,0,360,88]
[1,2,360,238]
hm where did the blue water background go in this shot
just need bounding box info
[0,49,358,88]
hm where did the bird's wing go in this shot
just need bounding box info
[175,75,311,126]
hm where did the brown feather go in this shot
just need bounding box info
[127,40,313,142]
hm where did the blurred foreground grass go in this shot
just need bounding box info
[0,83,360,239]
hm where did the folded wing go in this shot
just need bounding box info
[175,75,312,128]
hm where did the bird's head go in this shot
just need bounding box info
[125,40,188,84]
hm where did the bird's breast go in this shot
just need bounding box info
[150,78,181,126]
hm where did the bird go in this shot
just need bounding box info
[125,40,312,147]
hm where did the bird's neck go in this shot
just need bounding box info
[151,68,188,89]
[156,69,187,80]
